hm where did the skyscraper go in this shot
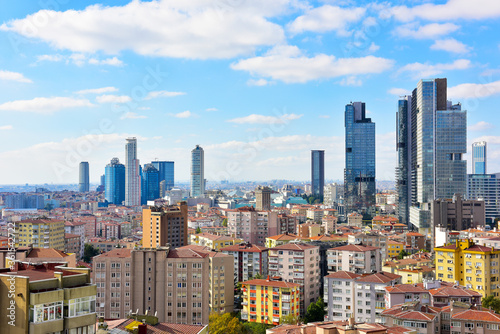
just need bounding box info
[105,157,125,205]
[125,137,141,206]
[151,160,174,191]
[311,150,325,197]
[191,145,205,197]
[79,161,89,192]
[141,163,160,204]
[255,186,271,210]
[344,102,376,214]
[397,78,467,234]
[472,141,487,174]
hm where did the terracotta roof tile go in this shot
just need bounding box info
[356,272,401,283]
[27,248,70,259]
[330,244,380,252]
[221,243,268,253]
[452,309,500,322]
[325,271,362,280]
[271,243,317,251]
[94,248,132,258]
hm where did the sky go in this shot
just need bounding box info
[1,0,500,185]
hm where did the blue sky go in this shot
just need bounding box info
[1,0,500,184]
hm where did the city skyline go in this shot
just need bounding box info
[1,1,500,184]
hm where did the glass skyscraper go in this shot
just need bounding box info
[396,96,411,226]
[105,157,125,205]
[79,161,89,192]
[190,145,205,197]
[141,163,160,204]
[472,141,487,174]
[125,137,141,206]
[344,102,375,214]
[311,150,324,197]
[151,160,174,191]
[468,173,500,225]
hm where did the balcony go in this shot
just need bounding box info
[241,312,248,320]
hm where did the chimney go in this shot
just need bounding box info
[267,275,270,282]
[348,316,355,328]
[138,324,147,334]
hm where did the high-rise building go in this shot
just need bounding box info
[255,186,271,210]
[142,202,188,248]
[397,78,467,234]
[141,163,160,204]
[468,173,500,224]
[151,160,175,191]
[472,141,487,174]
[79,161,89,192]
[190,145,205,197]
[105,157,126,205]
[344,102,376,214]
[125,137,141,206]
[14,219,65,250]
[311,150,325,197]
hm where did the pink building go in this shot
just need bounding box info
[227,207,278,245]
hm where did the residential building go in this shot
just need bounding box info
[265,233,302,249]
[189,232,242,251]
[327,244,381,274]
[472,141,487,174]
[324,183,342,207]
[221,243,268,282]
[297,222,323,238]
[125,137,141,206]
[311,150,325,197]
[324,271,401,323]
[348,232,388,260]
[4,193,44,209]
[24,247,77,267]
[0,262,96,334]
[381,303,439,334]
[99,317,208,334]
[15,218,65,250]
[306,208,324,222]
[141,163,160,204]
[64,221,85,259]
[323,215,338,234]
[434,239,500,297]
[344,101,376,215]
[241,278,300,325]
[226,206,279,245]
[387,241,404,258]
[142,202,188,248]
[64,233,81,257]
[348,212,364,227]
[467,173,500,225]
[255,186,271,211]
[191,145,205,197]
[151,160,175,191]
[105,157,126,205]
[277,214,298,235]
[404,232,426,251]
[268,243,321,313]
[79,161,90,192]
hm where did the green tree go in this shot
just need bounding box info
[242,322,270,334]
[83,244,100,263]
[397,250,409,260]
[482,295,500,313]
[280,313,300,325]
[222,218,228,227]
[209,312,244,334]
[304,297,326,323]
[196,227,202,234]
[252,272,263,279]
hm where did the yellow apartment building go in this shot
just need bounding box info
[15,219,65,250]
[387,240,404,257]
[189,232,242,251]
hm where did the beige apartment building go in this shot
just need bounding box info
[327,244,381,274]
[142,202,188,248]
[348,232,388,260]
[15,219,65,250]
[227,206,279,246]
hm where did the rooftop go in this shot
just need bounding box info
[242,278,300,289]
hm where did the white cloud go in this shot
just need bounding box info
[173,110,193,118]
[368,42,380,53]
[0,125,13,130]
[0,97,93,114]
[430,38,471,54]
[0,0,287,59]
[388,88,411,96]
[227,113,303,124]
[69,54,86,66]
[88,57,124,66]
[391,1,500,22]
[340,76,362,86]
[231,45,394,83]
[0,70,33,83]
[205,108,218,112]
[394,22,459,39]
[398,59,471,79]
[247,79,270,86]
[288,5,366,35]
[468,121,494,132]
[144,91,186,100]
[36,54,64,62]
[120,112,147,120]
[319,115,330,119]
[75,87,119,95]
[448,80,500,99]
[96,95,132,104]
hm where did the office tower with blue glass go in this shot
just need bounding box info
[125,137,141,206]
[344,102,376,214]
[79,161,89,192]
[472,141,487,174]
[151,160,174,191]
[141,163,160,204]
[311,150,325,197]
[396,96,411,226]
[398,78,467,234]
[105,157,126,205]
[191,145,205,197]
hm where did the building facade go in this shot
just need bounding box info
[142,202,188,249]
[221,243,268,283]
[105,157,126,205]
[226,207,279,246]
[15,219,65,250]
[472,141,487,174]
[151,160,175,191]
[255,186,272,211]
[125,137,141,206]
[311,150,325,197]
[141,163,160,204]
[79,161,90,192]
[396,96,411,226]
[327,244,381,274]
[190,145,205,197]
[467,173,500,225]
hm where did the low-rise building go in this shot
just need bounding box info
[265,233,303,249]
[65,233,81,258]
[348,232,388,260]
[189,232,242,251]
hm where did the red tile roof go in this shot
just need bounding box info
[429,286,482,298]
[167,249,209,259]
[385,284,429,294]
[270,243,317,251]
[330,244,380,252]
[325,271,362,280]
[356,272,401,283]
[27,248,70,259]
[220,243,268,253]
[452,309,500,322]
[112,319,208,334]
[94,248,132,258]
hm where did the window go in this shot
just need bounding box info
[31,301,63,323]
[67,296,96,317]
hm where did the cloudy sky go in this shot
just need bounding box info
[1,0,500,184]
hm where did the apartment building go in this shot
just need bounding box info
[221,243,268,282]
[142,202,188,249]
[64,221,86,258]
[277,214,298,235]
[404,232,426,251]
[387,240,404,258]
[64,233,81,258]
[241,278,300,325]
[323,215,338,234]
[265,233,302,248]
[348,232,388,260]
[189,232,242,251]
[434,239,500,297]
[268,243,320,313]
[15,219,65,250]
[324,271,401,323]
[327,244,381,274]
[297,223,324,238]
[226,206,278,246]
[0,262,96,334]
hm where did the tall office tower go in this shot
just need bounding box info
[105,158,126,205]
[125,137,141,206]
[395,96,412,226]
[255,186,271,210]
[472,141,487,174]
[151,160,175,191]
[399,78,467,234]
[344,102,376,214]
[190,145,205,197]
[79,161,90,192]
[311,150,325,197]
[141,163,160,204]
[142,202,188,248]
